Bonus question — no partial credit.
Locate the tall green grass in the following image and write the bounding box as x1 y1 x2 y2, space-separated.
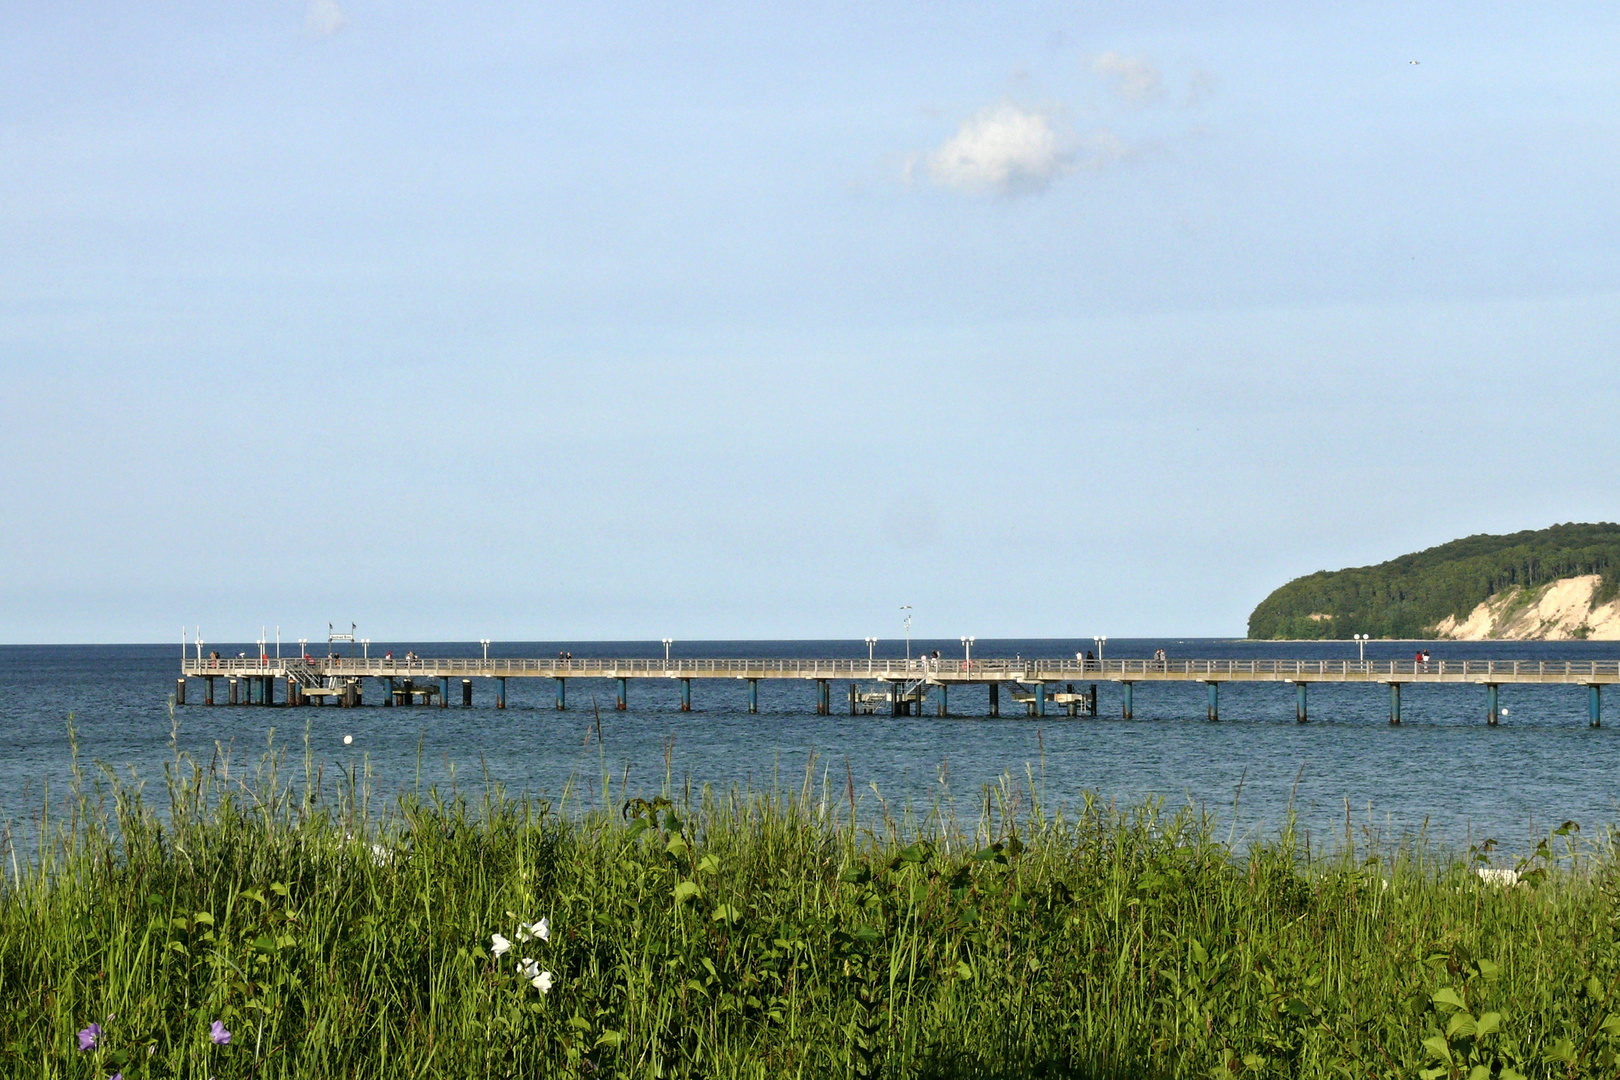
6 719 1620 1078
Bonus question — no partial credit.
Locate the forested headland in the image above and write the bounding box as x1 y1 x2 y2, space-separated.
1247 523 1620 640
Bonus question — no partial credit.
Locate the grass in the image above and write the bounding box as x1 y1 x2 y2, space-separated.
6 719 1620 1078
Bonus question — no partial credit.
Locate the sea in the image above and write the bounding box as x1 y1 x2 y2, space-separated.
5 638 1620 856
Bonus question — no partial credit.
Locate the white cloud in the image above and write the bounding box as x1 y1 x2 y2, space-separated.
305 0 347 38
912 104 1128 197
917 104 1076 197
1093 52 1164 106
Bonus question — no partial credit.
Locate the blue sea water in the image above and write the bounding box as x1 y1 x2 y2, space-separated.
4 638 1620 855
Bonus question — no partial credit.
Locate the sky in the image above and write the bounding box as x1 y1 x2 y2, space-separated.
2 1 1618 644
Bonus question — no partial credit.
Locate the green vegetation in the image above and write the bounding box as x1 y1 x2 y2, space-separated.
10 728 1620 1078
1247 522 1620 639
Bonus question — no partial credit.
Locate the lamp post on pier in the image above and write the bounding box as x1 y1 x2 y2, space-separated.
901 606 913 663
663 638 673 665
865 637 877 664
1354 634 1369 663
1093 636 1106 664
480 639 491 661
961 636 974 667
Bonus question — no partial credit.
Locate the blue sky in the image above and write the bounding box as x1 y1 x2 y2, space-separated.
3 2 1617 643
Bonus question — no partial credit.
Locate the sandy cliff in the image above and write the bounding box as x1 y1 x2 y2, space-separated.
1432 574 1620 640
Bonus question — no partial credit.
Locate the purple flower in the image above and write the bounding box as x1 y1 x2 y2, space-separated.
209 1020 231 1046
111 1074 123 1080
77 1023 101 1051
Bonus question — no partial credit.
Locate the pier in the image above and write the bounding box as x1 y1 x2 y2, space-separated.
176 655 1619 725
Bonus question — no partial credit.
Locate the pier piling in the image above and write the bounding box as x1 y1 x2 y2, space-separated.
175 677 186 705
555 678 566 711
1591 684 1602 728
461 679 472 707
1486 684 1499 725
496 677 506 710
749 678 759 714
1389 682 1401 725
1206 681 1219 722
1122 681 1133 720
680 678 692 711
616 678 628 711
1295 682 1308 723
938 683 949 717
988 682 999 717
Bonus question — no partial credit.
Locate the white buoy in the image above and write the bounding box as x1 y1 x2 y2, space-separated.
343 734 353 745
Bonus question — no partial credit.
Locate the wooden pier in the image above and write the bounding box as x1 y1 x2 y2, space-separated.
176 655 1619 725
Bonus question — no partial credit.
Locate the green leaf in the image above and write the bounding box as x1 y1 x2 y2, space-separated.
1432 987 1467 1012
1190 939 1209 965
567 1016 592 1032
1467 1065 1491 1080
192 911 215 926
252 935 276 953
665 836 689 858
269 882 289 896
712 903 741 923
1474 1011 1500 1036
954 960 974 981
1600 1013 1620 1036
1476 958 1500 980
1419 1068 1449 1080
1546 1036 1577 1064
1588 976 1606 1000
1422 1035 1453 1063
1499 1068 1526 1080
1446 1011 1478 1039
595 1029 623 1049
673 880 702 904
696 854 721 875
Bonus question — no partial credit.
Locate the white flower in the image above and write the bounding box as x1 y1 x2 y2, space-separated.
532 970 554 994
490 933 511 958
524 918 549 943
518 957 541 980
1476 867 1520 888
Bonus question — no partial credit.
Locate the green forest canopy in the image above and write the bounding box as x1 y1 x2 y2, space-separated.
1247 523 1620 639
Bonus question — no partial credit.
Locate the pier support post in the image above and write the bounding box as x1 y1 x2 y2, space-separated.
1206 681 1219 722
1389 682 1402 725
497 677 506 710
1035 682 1046 718
175 677 187 705
556 678 566 711
384 677 394 706
264 676 274 707
892 686 902 717
1486 683 1499 726
849 681 856 715
1590 684 1602 728
228 678 239 706
1295 682 1308 723
749 678 759 714
814 679 827 715
205 676 215 705
616 678 628 711
1122 681 1134 720
989 682 1000 717
680 678 692 711
938 683 948 717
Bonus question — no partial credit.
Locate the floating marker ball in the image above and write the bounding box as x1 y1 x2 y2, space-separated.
343 734 353 745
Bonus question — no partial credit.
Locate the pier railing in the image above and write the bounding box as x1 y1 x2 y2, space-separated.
179 656 1620 683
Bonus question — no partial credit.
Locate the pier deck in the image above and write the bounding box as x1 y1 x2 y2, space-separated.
180 655 1620 686
175 655 1618 723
